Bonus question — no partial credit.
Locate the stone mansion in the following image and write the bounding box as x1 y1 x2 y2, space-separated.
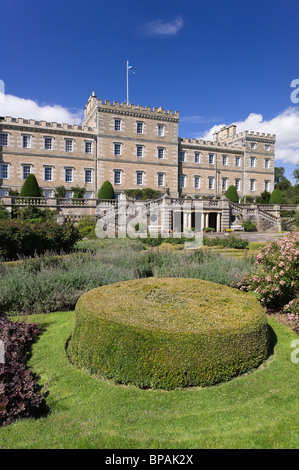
0 92 276 200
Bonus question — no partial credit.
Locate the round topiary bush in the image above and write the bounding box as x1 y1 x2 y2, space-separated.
68 278 270 390
20 174 42 197
98 180 115 200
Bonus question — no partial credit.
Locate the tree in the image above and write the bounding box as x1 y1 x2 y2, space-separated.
274 167 285 187
225 185 239 203
20 174 42 197
276 176 291 191
255 191 271 204
98 180 115 200
292 166 299 184
269 188 284 204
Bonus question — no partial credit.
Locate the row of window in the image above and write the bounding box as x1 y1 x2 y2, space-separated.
0 163 93 184
179 152 271 168
114 119 166 136
0 133 93 153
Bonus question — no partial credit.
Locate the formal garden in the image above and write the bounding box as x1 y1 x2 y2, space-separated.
0 198 298 448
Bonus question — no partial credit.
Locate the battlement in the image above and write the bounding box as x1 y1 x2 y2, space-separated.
213 125 276 143
96 98 180 119
179 137 241 149
0 116 95 133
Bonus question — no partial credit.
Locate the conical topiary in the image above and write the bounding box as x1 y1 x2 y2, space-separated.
20 174 42 197
225 185 239 203
269 188 284 204
98 180 115 200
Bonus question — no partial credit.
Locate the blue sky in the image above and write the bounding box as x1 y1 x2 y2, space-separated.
1 0 299 182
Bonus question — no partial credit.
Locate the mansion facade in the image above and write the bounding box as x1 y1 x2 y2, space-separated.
0 92 276 199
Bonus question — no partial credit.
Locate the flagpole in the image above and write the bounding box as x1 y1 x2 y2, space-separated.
126 60 129 105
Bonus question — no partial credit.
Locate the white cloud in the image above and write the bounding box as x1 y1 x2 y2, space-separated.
143 15 184 36
0 94 84 124
199 107 299 165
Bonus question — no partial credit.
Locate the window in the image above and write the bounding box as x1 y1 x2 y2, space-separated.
194 152 201 163
65 139 73 152
44 166 53 181
179 175 186 189
194 175 201 189
265 180 270 192
157 147 164 159
44 137 53 150
222 155 228 166
158 125 164 137
137 122 143 134
235 156 241 167
179 151 186 162
208 176 214 190
114 170 121 184
222 178 228 191
157 173 164 187
0 133 8 146
85 141 92 154
22 165 31 180
265 158 270 169
250 179 256 191
0 163 8 179
265 144 270 151
250 142 256 149
136 145 143 158
208 154 215 165
235 178 241 191
114 119 121 131
65 168 73 183
44 189 53 198
136 171 143 186
85 191 93 199
114 143 121 156
250 157 256 168
85 169 92 184
22 135 31 148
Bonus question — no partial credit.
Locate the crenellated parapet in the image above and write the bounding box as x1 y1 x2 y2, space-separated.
96 98 180 122
0 116 96 135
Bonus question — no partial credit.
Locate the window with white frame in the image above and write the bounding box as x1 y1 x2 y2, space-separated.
222 177 228 191
0 133 8 146
179 174 186 189
136 171 143 186
157 172 164 187
22 135 31 149
0 189 9 197
250 179 256 191
235 156 241 167
114 143 122 156
265 180 270 192
65 168 73 183
65 139 73 152
22 165 31 180
137 122 143 134
222 155 228 166
84 169 92 184
85 141 92 154
44 166 53 181
250 157 256 168
265 158 270 169
179 151 186 162
136 145 143 158
157 147 164 159
208 176 215 190
114 119 121 131
208 154 215 165
44 137 53 150
194 175 201 189
0 163 8 179
114 170 121 184
194 152 201 163
235 178 241 191
158 124 165 137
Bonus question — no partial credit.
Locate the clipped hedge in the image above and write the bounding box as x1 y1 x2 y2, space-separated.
68 278 270 390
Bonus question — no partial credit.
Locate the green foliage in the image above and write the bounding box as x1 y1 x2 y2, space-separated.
0 203 10 220
269 188 284 204
71 186 86 199
76 216 96 238
125 188 161 200
98 181 115 200
20 174 42 197
255 191 271 204
225 185 239 203
240 195 253 203
15 206 57 222
203 234 249 249
68 278 269 390
241 220 257 232
54 186 66 198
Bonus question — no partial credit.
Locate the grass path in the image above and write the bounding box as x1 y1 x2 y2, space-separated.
0 311 298 449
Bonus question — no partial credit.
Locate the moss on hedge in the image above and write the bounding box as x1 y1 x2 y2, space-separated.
68 278 270 390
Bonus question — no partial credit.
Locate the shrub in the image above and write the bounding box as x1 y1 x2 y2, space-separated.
0 203 10 220
269 189 284 204
98 181 115 200
71 186 86 199
76 216 96 238
241 220 257 232
255 191 271 204
283 296 299 324
203 227 215 232
225 185 239 203
125 188 161 200
203 235 249 249
15 206 57 222
54 186 66 198
0 318 47 426
20 174 42 197
68 278 270 390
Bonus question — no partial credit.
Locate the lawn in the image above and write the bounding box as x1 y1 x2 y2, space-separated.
0 311 298 449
